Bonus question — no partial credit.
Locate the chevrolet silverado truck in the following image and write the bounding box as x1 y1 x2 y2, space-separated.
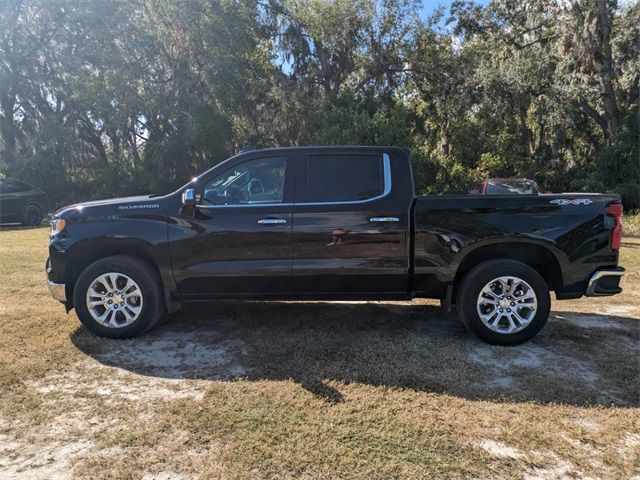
46 146 625 345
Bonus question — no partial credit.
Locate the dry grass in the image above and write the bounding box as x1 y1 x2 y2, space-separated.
0 226 638 479
626 211 640 237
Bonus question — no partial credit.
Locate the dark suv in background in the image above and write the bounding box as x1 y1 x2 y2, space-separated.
0 179 48 226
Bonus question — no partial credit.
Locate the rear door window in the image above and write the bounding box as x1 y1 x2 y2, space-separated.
306 154 382 203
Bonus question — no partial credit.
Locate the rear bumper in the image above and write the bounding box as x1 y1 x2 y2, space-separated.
585 268 624 297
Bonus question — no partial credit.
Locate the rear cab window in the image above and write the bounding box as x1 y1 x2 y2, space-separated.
485 181 539 195
306 154 383 203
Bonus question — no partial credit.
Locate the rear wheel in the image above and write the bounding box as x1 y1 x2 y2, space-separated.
73 255 163 338
456 259 550 345
22 204 43 226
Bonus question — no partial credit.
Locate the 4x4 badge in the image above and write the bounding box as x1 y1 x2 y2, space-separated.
550 198 593 206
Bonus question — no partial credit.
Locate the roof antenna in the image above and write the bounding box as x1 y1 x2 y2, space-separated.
239 144 253 153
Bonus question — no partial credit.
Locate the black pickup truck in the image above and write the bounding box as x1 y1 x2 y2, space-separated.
46 147 625 345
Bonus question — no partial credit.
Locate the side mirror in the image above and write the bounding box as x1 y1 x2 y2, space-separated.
181 188 196 207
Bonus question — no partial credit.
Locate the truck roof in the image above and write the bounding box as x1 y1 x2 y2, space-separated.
230 145 410 155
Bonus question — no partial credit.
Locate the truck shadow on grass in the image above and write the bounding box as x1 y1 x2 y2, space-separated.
70 301 640 407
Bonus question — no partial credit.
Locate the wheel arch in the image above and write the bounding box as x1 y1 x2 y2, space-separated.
23 200 43 210
453 241 563 296
64 240 165 310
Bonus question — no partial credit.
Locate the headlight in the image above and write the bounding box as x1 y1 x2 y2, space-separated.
50 218 66 236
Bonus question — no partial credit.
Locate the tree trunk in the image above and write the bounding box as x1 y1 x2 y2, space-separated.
174 57 189 184
519 104 531 158
0 92 17 176
596 0 619 140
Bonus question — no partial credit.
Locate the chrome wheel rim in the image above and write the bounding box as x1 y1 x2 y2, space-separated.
86 272 143 328
476 276 537 334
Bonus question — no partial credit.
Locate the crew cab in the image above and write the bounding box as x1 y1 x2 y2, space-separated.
46 147 625 345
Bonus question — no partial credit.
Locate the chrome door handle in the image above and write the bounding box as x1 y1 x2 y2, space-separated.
369 216 400 223
258 218 287 225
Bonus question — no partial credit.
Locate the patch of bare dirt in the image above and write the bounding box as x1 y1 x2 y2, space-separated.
2 332 250 479
92 331 248 380
0 437 92 480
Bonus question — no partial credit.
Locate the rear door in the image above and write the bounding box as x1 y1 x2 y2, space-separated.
290 149 410 295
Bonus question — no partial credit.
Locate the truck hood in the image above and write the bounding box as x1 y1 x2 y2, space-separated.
54 195 159 217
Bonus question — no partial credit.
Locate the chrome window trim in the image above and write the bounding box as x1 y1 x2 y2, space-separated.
197 202 291 209
197 153 391 209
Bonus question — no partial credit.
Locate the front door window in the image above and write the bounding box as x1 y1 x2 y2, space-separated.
203 157 286 206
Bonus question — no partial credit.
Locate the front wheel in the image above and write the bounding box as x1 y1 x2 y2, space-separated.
456 259 550 345
73 255 164 338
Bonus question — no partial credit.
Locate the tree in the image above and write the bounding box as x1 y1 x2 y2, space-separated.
0 0 637 207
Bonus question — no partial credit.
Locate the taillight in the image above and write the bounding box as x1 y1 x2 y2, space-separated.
606 203 623 250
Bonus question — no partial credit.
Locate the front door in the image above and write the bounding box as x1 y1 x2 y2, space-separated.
170 155 294 296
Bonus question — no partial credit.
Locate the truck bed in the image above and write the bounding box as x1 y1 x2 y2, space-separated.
412 193 621 299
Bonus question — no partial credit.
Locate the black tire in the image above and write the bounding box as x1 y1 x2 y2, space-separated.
456 259 550 346
22 204 43 226
73 255 164 339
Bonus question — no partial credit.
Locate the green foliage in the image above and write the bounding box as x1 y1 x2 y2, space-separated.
0 0 637 208
474 153 511 179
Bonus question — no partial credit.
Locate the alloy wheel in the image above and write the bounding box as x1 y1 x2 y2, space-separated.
476 275 538 334
86 272 144 328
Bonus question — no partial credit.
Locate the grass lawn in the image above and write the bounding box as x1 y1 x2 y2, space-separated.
0 226 638 479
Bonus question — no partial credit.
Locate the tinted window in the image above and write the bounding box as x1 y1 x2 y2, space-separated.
486 181 538 195
0 180 29 193
307 154 382 202
203 157 286 205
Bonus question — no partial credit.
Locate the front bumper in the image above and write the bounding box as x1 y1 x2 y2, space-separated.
47 280 67 302
46 257 66 302
585 268 625 296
